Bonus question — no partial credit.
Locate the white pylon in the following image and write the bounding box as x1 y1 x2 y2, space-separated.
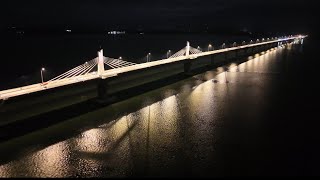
186 41 190 56
97 49 105 76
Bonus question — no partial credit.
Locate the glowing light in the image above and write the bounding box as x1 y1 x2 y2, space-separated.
33 142 70 177
217 67 224 73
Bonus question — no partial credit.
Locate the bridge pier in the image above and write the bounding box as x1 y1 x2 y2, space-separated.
210 54 215 66
184 60 192 75
97 78 109 100
246 47 252 55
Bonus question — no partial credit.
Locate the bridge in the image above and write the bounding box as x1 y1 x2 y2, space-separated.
0 35 306 101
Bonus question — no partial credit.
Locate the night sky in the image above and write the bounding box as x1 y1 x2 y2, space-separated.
1 0 317 34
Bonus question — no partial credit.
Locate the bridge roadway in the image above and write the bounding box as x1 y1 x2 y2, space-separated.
0 36 304 100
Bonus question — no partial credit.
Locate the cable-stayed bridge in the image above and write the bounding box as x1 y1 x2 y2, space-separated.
0 35 306 100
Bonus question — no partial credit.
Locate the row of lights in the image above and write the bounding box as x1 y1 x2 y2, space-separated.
113 36 284 63
40 36 294 83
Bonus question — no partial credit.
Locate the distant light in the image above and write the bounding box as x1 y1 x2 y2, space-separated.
41 68 45 71
208 44 212 47
119 56 122 59
148 53 151 55
66 29 71 32
108 30 126 35
85 62 88 64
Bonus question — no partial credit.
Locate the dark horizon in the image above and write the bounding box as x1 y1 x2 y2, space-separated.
1 0 317 35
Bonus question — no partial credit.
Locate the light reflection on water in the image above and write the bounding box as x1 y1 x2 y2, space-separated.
0 44 299 177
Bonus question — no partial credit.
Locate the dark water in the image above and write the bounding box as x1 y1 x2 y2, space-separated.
0 35 319 177
1 33 259 90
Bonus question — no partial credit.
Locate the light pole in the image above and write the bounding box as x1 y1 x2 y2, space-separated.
208 44 212 51
147 53 151 62
167 50 171 58
40 67 45 83
233 42 236 47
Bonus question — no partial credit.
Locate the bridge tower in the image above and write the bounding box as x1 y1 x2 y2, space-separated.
186 41 190 56
184 41 192 74
97 49 105 76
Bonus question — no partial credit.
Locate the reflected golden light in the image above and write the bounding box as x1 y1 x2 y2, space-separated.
0 163 12 177
143 94 181 148
238 62 246 72
228 63 238 72
113 115 131 140
254 54 260 58
217 67 224 73
248 56 253 60
32 142 70 177
77 128 104 153
158 95 179 133
0 141 71 177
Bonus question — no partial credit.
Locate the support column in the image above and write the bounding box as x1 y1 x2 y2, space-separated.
97 49 105 76
184 60 192 74
210 54 215 66
97 79 108 99
246 47 251 55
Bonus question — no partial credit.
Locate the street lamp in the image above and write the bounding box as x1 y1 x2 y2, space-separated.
119 56 122 60
167 50 171 58
233 42 236 47
147 53 151 62
40 67 45 83
208 44 212 51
